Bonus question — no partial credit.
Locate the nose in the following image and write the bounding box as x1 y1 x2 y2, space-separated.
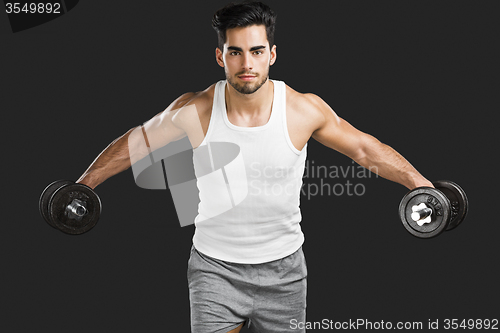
241 53 253 71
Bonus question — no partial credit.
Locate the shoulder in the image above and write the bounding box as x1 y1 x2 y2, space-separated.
285 84 328 129
170 83 216 114
171 83 217 128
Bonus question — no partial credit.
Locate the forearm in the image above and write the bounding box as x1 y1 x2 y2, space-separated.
76 128 137 189
354 136 433 190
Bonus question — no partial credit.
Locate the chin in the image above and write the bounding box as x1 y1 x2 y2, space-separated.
229 75 268 95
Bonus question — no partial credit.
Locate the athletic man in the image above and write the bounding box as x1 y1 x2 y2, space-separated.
76 2 433 332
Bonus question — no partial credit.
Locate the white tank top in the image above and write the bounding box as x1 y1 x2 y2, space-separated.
192 79 307 263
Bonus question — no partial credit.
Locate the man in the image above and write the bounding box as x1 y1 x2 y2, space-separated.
76 2 433 332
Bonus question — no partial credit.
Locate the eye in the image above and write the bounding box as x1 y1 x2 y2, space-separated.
254 50 263 55
230 51 240 56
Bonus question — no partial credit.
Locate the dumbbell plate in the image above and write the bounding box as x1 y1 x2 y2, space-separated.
49 183 101 235
399 187 451 238
39 180 74 228
433 180 468 231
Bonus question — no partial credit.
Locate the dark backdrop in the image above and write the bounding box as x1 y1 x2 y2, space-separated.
1 1 498 332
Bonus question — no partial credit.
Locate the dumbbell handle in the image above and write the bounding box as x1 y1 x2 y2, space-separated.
66 199 88 220
411 203 432 222
411 207 432 221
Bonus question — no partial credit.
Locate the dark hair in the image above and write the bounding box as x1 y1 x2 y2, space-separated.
212 1 277 51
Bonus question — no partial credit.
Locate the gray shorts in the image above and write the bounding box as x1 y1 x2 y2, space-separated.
187 245 308 333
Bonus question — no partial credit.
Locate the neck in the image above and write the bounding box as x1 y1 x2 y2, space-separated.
225 79 274 116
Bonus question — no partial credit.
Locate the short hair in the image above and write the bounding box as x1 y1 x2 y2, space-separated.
212 1 277 51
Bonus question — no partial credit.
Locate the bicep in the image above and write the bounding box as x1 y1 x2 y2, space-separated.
141 93 197 152
311 98 373 160
142 109 186 152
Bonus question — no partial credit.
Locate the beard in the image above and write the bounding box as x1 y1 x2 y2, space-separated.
226 68 269 95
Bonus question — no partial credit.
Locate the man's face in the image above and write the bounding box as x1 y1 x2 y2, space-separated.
216 24 277 95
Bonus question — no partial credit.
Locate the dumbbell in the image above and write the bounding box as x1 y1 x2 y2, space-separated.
399 180 468 238
39 180 102 235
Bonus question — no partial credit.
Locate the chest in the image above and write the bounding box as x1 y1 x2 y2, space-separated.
198 107 314 153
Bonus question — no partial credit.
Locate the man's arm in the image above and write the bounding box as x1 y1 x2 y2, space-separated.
76 92 196 189
308 94 433 190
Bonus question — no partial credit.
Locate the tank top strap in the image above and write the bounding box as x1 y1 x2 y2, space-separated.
201 80 225 145
213 80 226 124
270 79 285 130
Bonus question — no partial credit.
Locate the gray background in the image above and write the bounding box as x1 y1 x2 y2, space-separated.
1 0 498 332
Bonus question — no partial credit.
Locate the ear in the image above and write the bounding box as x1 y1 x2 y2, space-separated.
215 47 224 68
270 44 277 66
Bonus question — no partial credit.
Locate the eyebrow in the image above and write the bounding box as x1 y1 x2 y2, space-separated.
227 45 266 52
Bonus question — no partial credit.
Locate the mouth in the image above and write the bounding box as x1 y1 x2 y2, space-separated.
238 75 256 81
